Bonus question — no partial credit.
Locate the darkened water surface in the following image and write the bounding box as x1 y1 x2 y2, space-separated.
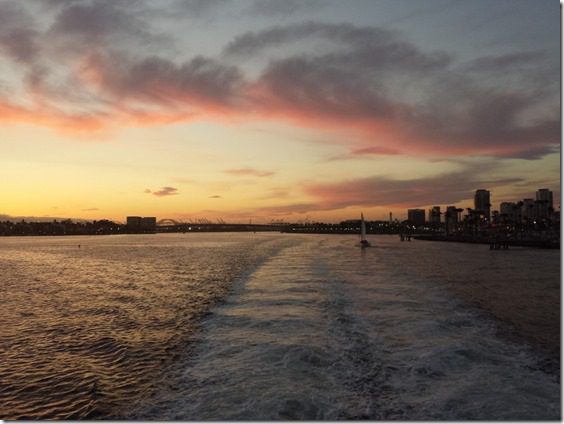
0 233 560 419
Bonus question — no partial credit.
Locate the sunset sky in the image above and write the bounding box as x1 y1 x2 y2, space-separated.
0 0 560 223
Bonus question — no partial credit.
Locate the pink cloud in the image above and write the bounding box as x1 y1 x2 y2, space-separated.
305 167 525 209
0 5 557 160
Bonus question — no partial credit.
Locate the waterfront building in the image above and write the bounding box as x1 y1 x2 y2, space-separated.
500 202 519 224
127 216 143 227
445 206 459 233
474 189 491 222
536 189 554 208
127 216 157 231
429 206 441 226
491 210 500 225
141 217 157 230
521 199 537 224
407 209 426 227
536 189 553 220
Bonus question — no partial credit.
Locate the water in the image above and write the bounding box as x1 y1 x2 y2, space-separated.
0 233 560 420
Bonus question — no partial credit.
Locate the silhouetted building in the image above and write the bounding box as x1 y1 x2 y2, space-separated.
445 206 459 233
536 188 554 208
429 206 441 225
536 189 553 220
127 216 143 227
407 209 425 227
500 202 520 224
474 189 491 222
522 199 535 222
127 216 156 232
141 217 156 229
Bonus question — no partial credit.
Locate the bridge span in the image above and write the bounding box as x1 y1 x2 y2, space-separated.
156 222 286 233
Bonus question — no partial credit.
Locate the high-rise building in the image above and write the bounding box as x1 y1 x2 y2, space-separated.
445 206 458 233
536 189 553 220
407 209 426 227
521 199 535 221
445 206 458 223
474 189 491 221
429 206 441 225
536 188 554 208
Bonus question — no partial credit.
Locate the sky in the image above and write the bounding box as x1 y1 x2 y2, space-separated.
0 0 560 223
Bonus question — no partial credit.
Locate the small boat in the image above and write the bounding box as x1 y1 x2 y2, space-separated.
359 212 371 247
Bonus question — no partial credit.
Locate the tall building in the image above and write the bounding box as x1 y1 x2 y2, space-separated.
474 189 491 221
536 189 553 220
536 188 554 208
445 206 458 233
429 206 441 225
407 209 426 227
521 199 535 222
500 202 519 223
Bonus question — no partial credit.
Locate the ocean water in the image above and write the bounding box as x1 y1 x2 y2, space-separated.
0 233 560 420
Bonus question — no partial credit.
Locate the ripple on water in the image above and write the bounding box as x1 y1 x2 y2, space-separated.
0 233 295 419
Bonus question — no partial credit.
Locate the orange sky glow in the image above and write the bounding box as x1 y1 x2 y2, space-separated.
0 0 560 224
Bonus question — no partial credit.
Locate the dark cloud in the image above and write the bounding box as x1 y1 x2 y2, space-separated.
351 146 400 156
171 0 230 17
246 0 321 17
224 167 274 177
151 186 179 197
81 207 99 211
328 146 401 161
86 53 245 109
0 3 557 162
233 21 558 160
209 195 222 198
0 3 40 63
305 168 524 209
49 0 165 49
225 21 395 58
464 51 548 71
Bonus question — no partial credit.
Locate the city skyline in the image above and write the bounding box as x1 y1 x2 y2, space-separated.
0 186 556 225
0 0 560 224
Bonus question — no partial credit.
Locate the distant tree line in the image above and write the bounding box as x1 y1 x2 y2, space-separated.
0 220 125 236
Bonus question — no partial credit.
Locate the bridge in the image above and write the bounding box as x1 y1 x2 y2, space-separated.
156 219 286 233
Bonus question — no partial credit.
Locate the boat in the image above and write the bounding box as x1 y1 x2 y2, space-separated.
359 212 371 247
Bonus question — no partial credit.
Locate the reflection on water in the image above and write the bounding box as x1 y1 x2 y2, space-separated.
0 233 560 420
0 233 291 419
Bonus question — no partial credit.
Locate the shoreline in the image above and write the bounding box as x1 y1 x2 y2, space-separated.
413 234 560 249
